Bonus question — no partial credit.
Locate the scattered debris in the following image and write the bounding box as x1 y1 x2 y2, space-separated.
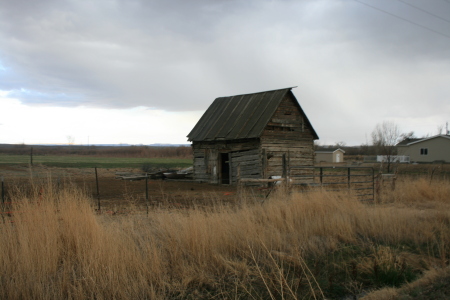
115 172 148 181
163 167 194 180
116 167 193 181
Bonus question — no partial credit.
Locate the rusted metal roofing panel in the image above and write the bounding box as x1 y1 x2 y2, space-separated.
187 87 319 141
204 95 249 140
214 95 248 139
225 93 264 139
244 89 289 138
188 96 230 141
197 97 233 141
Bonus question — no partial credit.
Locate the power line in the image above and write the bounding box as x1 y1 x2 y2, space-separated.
397 0 450 24
354 0 450 40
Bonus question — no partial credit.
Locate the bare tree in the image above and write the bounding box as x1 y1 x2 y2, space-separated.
313 140 321 151
335 141 347 148
66 135 75 145
400 131 416 140
371 121 401 173
437 124 444 135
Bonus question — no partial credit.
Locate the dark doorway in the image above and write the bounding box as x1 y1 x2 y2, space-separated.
220 153 230 184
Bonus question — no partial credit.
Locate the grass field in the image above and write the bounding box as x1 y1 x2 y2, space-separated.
0 154 192 169
1 174 449 299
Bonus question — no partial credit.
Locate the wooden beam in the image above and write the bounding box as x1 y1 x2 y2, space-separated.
239 178 285 183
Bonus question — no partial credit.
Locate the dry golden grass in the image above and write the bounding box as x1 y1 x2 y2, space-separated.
0 176 449 299
361 266 450 300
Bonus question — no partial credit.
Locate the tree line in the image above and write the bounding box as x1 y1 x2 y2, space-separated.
0 144 193 159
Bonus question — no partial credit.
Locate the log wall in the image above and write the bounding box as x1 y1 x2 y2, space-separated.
260 94 315 179
192 139 261 184
230 148 261 183
191 93 316 184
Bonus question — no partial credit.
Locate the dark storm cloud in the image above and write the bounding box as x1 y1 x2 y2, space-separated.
0 0 449 143
0 0 258 110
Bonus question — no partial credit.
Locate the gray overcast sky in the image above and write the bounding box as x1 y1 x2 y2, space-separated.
0 0 449 145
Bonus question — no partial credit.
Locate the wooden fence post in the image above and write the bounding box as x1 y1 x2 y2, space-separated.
237 163 241 198
282 153 288 191
348 168 351 189
320 167 323 185
375 173 381 202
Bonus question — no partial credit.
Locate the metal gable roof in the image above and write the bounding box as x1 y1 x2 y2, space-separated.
396 138 422 146
187 87 318 142
396 135 450 146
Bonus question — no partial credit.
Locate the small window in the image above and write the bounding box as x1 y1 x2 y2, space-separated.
420 148 428 155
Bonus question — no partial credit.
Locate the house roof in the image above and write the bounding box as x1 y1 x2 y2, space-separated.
396 135 450 146
187 87 319 142
396 138 422 146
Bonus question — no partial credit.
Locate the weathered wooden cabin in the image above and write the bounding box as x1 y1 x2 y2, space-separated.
187 87 319 184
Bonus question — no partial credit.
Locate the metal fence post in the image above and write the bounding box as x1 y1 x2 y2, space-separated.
145 175 149 215
372 168 375 202
95 167 100 211
1 176 4 204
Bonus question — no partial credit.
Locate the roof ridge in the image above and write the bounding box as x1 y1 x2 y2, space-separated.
221 86 297 98
397 134 450 146
407 134 450 145
187 86 319 142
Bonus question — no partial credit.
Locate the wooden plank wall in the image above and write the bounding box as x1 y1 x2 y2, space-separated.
192 147 213 182
191 93 316 184
260 141 314 178
230 148 261 183
261 94 315 141
192 139 260 183
260 94 315 180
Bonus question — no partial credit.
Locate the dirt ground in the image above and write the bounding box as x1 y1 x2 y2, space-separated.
3 163 446 212
0 165 250 212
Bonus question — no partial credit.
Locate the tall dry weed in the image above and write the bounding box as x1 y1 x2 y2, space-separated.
378 177 450 205
0 177 449 299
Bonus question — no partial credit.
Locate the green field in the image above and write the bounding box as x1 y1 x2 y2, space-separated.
0 154 192 169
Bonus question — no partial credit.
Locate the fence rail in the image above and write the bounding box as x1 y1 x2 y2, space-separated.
377 155 410 163
289 166 375 201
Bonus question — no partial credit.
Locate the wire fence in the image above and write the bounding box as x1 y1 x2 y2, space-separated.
2 164 449 219
0 167 242 217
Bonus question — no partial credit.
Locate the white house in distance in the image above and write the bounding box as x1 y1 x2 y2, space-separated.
396 134 450 163
315 148 345 164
